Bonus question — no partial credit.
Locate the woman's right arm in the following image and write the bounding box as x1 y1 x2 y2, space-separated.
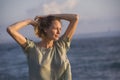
7 19 37 48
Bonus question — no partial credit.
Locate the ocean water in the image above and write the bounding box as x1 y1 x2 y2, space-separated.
0 36 120 80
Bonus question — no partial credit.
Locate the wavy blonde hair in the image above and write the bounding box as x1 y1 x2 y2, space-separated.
34 16 60 38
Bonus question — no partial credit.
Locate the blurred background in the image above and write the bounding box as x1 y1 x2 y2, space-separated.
0 0 120 80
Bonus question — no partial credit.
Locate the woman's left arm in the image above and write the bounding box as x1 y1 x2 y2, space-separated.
51 14 79 40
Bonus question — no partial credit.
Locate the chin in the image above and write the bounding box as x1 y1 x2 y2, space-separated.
53 37 59 41
54 38 59 41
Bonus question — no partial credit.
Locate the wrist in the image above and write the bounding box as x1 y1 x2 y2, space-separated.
25 19 33 25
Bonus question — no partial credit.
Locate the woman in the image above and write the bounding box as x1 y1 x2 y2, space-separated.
7 14 79 80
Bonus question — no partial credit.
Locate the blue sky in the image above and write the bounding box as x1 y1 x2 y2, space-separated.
0 0 120 43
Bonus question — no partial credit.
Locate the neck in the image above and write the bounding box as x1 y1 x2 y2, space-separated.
39 38 54 49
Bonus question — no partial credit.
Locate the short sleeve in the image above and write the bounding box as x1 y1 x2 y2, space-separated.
55 36 71 51
22 38 35 54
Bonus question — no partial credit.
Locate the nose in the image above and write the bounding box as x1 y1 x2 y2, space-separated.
57 28 61 34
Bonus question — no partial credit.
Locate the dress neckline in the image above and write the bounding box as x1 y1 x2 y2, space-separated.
35 42 54 50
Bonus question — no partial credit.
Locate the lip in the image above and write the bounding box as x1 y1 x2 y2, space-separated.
55 35 59 38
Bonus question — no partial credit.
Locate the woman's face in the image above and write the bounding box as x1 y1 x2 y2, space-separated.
45 20 61 41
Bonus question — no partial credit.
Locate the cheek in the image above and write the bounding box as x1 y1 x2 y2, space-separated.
51 30 57 35
47 30 56 37
53 30 58 34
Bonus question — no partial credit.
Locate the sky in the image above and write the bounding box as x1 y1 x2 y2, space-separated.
0 0 120 43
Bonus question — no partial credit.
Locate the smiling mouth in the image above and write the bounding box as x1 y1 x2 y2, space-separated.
55 35 59 38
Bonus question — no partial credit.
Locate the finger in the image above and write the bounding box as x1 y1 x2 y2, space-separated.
34 16 39 21
34 21 39 26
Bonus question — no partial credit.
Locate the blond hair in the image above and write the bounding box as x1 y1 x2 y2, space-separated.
34 16 60 38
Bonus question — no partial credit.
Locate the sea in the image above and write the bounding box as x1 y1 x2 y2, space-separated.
0 36 120 80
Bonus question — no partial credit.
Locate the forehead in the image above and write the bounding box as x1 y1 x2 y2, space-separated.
51 20 61 28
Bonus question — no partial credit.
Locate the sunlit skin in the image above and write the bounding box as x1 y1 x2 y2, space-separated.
46 20 61 41
7 14 79 80
38 20 62 48
7 14 79 49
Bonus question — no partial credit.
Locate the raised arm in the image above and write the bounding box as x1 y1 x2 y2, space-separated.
7 19 37 47
51 14 79 40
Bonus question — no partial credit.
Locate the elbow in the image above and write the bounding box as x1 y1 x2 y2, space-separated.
75 14 80 21
6 27 10 33
6 26 13 34
72 14 79 21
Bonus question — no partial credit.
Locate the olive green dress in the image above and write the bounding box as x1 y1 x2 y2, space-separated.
23 37 72 80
